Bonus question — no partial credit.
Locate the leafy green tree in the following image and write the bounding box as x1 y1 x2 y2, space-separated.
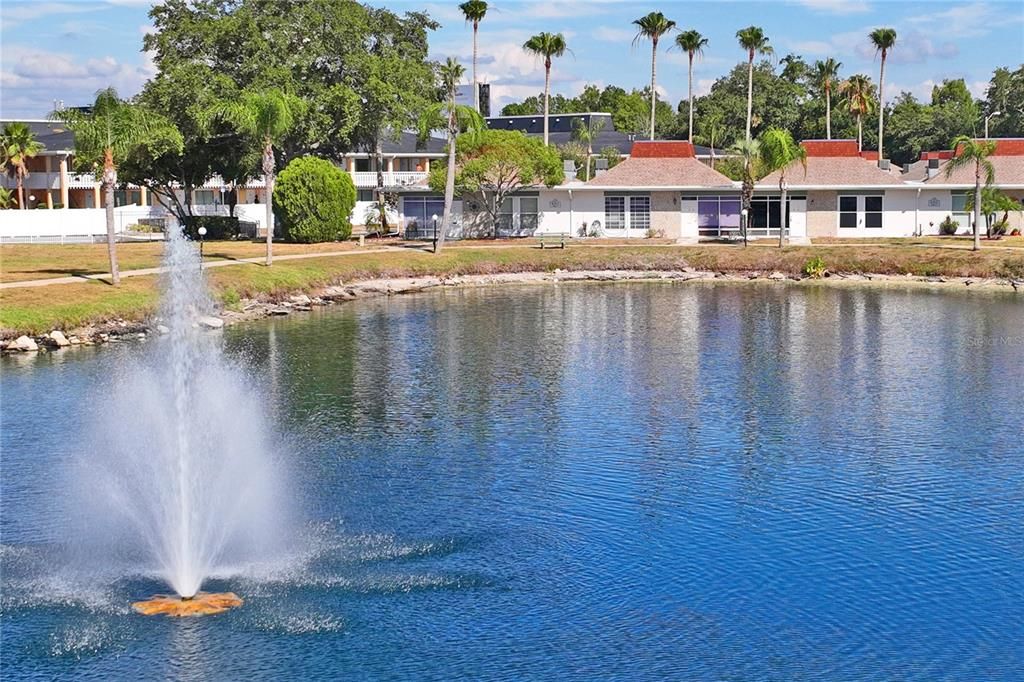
694 111 726 168
1 122 43 210
674 30 709 142
869 27 897 158
54 88 182 284
736 26 773 141
930 79 980 146
945 136 996 251
983 66 1024 138
759 128 807 247
0 186 15 209
632 12 677 140
572 116 607 181
459 0 488 113
205 88 304 266
729 138 762 246
273 156 355 243
812 58 842 139
428 129 563 237
418 58 484 253
523 33 570 146
839 74 875 152
885 92 937 166
694 62 801 148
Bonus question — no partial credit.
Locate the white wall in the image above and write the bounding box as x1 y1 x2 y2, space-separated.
1 208 111 241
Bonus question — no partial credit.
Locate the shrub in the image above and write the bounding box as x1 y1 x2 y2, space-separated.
803 256 827 279
273 156 355 243
646 227 665 239
182 216 239 240
991 219 1009 237
939 216 958 236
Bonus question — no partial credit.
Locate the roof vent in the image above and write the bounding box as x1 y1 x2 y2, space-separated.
926 158 941 179
927 158 940 169
562 159 577 176
594 158 609 176
878 159 891 171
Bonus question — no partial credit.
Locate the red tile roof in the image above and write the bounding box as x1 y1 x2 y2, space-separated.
628 141 696 158
802 140 861 157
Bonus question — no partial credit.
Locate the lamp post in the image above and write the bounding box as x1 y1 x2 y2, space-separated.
197 226 207 270
431 213 438 253
740 207 749 247
984 111 1001 140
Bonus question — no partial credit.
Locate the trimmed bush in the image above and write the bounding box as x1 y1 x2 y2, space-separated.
273 156 355 243
182 216 240 240
939 216 959 236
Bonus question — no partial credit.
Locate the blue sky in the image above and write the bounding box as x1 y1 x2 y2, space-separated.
2 0 1022 119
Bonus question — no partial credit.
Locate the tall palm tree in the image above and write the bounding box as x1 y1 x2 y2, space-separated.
571 116 606 181
869 28 897 160
736 26 773 141
522 32 569 146
945 136 996 252
206 88 303 266
418 58 484 254
54 88 182 284
673 30 709 142
759 128 807 247
1 122 43 210
839 74 875 152
729 138 762 247
459 0 488 113
812 58 842 139
632 12 677 141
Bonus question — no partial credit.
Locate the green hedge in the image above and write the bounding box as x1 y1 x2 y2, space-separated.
273 156 355 243
182 216 240 240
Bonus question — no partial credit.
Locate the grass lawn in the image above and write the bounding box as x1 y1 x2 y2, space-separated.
811 235 1024 249
2 243 1022 336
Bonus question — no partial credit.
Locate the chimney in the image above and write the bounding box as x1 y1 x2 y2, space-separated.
478 84 490 118
595 158 609 176
926 158 940 179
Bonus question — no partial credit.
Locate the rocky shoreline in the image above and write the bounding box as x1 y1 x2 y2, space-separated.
3 268 1021 354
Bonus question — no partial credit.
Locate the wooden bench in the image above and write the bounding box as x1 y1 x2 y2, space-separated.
538 232 570 249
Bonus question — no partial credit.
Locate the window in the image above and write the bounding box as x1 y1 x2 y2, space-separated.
497 196 539 236
864 195 883 228
629 196 650 233
605 196 626 230
194 190 216 205
839 196 858 228
357 190 374 202
952 191 970 229
498 197 514 234
403 196 445 238
519 196 539 233
396 158 422 172
355 158 370 172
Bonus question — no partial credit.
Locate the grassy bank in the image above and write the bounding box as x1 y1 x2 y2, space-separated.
2 244 1022 336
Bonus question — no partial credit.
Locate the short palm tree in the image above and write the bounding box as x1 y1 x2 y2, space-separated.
736 26 773 141
522 33 570 146
945 135 996 251
54 88 182 284
206 88 303 266
673 30 709 142
869 28 897 160
839 74 875 152
759 128 807 247
966 186 1022 239
0 186 15 209
632 12 677 141
459 0 488 113
729 138 762 246
1 122 43 210
418 58 484 253
571 116 606 181
812 58 842 140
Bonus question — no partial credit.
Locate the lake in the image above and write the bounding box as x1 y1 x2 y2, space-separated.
2 282 1023 680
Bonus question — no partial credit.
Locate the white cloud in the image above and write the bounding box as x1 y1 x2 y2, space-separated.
593 26 634 43
2 1 103 22
784 27 957 64
795 0 871 14
908 2 1013 38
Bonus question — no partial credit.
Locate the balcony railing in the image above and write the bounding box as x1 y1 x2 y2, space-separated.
350 171 428 189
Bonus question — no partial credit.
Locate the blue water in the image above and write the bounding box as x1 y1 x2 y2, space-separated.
2 282 1023 680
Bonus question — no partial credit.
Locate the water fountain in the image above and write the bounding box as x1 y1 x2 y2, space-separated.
66 226 291 616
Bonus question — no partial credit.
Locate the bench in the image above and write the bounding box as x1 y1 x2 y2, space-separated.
538 232 570 249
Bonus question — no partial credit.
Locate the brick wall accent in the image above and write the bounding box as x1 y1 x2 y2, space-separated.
802 140 860 157
630 141 695 158
805 190 837 237
954 138 1024 156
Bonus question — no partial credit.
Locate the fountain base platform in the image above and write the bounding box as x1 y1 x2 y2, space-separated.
132 592 243 617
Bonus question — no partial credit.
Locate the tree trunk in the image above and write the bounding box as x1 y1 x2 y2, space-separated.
374 137 388 234
688 53 694 141
102 150 120 285
778 177 787 248
746 52 754 141
742 179 752 247
649 39 658 140
857 114 863 152
472 21 479 113
438 106 457 254
262 141 275 266
825 83 832 139
543 59 551 146
973 164 982 251
16 174 25 209
877 53 886 160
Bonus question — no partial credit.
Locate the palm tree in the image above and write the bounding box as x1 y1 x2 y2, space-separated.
812 58 842 139
206 88 303 266
632 12 677 141
966 186 1022 239
53 88 182 284
522 32 569 146
729 138 762 247
459 0 488 113
869 28 897 160
0 186 15 209
418 58 484 254
759 128 807 247
945 136 996 251
571 116 606 181
673 30 708 142
839 74 875 152
736 26 773 141
1 122 43 210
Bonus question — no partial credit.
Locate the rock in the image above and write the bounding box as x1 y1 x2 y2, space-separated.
197 315 225 329
12 335 38 352
269 307 291 315
49 330 71 347
289 294 312 305
156 324 170 335
68 336 82 345
767 271 786 281
99 333 110 341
